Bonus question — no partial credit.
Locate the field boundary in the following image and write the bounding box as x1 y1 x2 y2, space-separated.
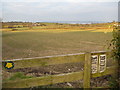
2 66 117 88
3 51 107 61
2 51 117 88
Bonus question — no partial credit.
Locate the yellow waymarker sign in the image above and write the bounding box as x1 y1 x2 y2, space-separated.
4 61 14 70
5 63 13 68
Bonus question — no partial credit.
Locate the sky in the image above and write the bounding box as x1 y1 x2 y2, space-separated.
0 0 119 22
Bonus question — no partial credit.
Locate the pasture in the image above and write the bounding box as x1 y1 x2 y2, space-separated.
2 27 112 60
2 23 117 88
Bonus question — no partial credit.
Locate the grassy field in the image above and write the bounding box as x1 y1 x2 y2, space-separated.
2 26 113 60
2 22 117 89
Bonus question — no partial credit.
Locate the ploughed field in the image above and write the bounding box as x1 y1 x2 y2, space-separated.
2 28 112 60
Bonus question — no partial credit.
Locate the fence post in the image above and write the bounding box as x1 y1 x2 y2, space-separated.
83 52 91 89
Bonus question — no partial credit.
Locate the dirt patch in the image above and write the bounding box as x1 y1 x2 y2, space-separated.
7 62 84 77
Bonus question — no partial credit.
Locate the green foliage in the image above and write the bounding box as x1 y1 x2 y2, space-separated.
111 26 120 62
109 25 120 88
9 72 32 80
108 77 119 88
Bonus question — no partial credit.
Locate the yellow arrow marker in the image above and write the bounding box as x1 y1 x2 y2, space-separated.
5 63 13 68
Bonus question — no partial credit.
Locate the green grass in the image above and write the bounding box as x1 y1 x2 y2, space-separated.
2 30 112 60
8 72 32 81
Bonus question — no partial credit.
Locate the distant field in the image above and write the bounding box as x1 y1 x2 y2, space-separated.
2 28 112 60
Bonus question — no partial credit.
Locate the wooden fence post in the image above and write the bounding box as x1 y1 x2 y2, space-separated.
83 52 91 89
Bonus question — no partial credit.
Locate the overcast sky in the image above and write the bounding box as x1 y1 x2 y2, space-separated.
0 0 119 22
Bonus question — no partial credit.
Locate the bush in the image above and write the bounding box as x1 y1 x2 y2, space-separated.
110 25 120 88
12 29 18 31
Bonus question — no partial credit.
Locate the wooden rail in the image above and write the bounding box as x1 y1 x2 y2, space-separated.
2 53 85 69
2 51 110 69
2 66 117 88
2 51 117 88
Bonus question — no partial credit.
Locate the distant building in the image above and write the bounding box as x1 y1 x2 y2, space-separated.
113 24 120 27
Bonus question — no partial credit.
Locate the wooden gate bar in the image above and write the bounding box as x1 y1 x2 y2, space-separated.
83 52 91 88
